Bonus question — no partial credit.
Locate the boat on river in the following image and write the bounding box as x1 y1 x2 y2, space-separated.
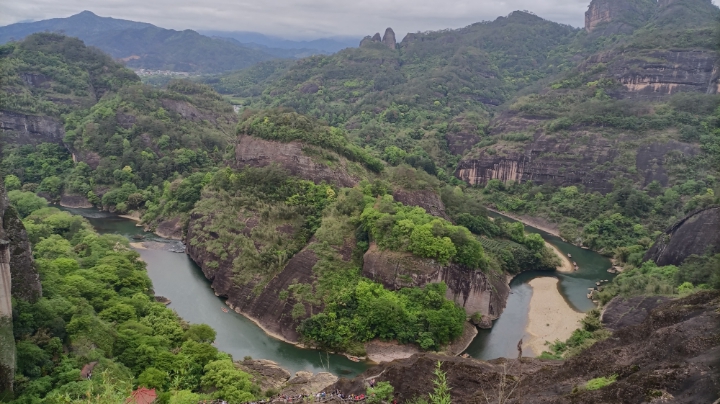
347 356 360 362
221 307 229 313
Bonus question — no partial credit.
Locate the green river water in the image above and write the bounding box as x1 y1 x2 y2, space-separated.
63 208 612 376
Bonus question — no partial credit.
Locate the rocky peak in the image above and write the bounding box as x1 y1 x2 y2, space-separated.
584 0 656 34
360 29 397 49
381 27 397 49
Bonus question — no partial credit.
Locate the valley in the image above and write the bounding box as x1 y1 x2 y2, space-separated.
1 0 719 402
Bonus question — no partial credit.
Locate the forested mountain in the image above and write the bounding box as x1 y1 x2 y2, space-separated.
205 0 720 259
1 0 720 401
0 11 291 73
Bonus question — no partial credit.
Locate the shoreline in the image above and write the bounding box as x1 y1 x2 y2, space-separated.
486 207 561 238
524 277 584 356
546 242 575 273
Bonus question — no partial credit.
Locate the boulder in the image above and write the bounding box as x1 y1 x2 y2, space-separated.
643 206 720 266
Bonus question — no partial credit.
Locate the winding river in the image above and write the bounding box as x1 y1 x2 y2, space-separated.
63 207 612 376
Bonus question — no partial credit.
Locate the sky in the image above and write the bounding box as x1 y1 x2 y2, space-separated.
1 0 719 40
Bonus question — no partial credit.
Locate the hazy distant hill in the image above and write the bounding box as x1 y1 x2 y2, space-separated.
0 11 315 73
199 30 360 53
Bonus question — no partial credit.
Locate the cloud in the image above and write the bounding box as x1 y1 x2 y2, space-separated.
1 0 718 39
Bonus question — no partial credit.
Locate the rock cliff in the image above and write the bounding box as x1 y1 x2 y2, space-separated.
333 291 720 404
362 244 509 327
391 189 450 220
643 206 720 266
581 49 719 100
234 135 359 187
0 110 65 146
0 180 41 396
584 0 655 34
455 114 701 192
359 28 397 50
186 212 321 342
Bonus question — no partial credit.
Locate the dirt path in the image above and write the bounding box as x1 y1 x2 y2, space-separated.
486 208 560 237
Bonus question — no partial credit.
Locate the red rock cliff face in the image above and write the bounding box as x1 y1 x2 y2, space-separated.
234 136 359 187
361 244 509 327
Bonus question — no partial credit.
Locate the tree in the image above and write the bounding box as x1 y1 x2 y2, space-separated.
138 367 168 389
8 190 48 218
200 360 255 404
4 174 21 191
184 324 216 343
367 381 394 404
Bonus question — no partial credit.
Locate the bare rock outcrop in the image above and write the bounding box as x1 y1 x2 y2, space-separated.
154 217 184 240
333 291 720 404
360 29 397 49
1 180 41 395
584 0 655 34
600 295 672 330
643 206 720 266
0 110 65 146
582 49 720 100
186 207 326 342
362 244 509 326
381 28 397 50
391 189 450 220
455 122 700 193
236 359 291 391
234 136 358 187
282 371 338 395
59 193 93 209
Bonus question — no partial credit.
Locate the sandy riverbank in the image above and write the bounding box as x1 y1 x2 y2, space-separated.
129 242 146 249
546 242 575 273
486 208 561 237
524 277 584 356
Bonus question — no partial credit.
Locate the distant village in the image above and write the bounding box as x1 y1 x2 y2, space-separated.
133 68 196 77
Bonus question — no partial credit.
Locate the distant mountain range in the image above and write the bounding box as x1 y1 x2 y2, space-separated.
198 30 360 54
0 11 359 73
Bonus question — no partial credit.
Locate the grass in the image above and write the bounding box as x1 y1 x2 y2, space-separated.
585 374 617 391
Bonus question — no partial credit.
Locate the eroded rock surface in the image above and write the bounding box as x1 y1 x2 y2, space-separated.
0 110 65 145
455 121 702 193
234 136 358 187
391 189 450 220
59 193 93 209
644 206 720 266
601 295 672 330
186 207 323 342
237 359 291 391
282 371 339 395
362 244 509 326
0 181 41 395
381 28 397 50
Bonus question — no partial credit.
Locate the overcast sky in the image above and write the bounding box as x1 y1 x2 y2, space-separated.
1 0 719 39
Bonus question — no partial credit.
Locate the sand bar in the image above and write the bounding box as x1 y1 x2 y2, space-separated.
546 242 575 273
524 277 584 356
